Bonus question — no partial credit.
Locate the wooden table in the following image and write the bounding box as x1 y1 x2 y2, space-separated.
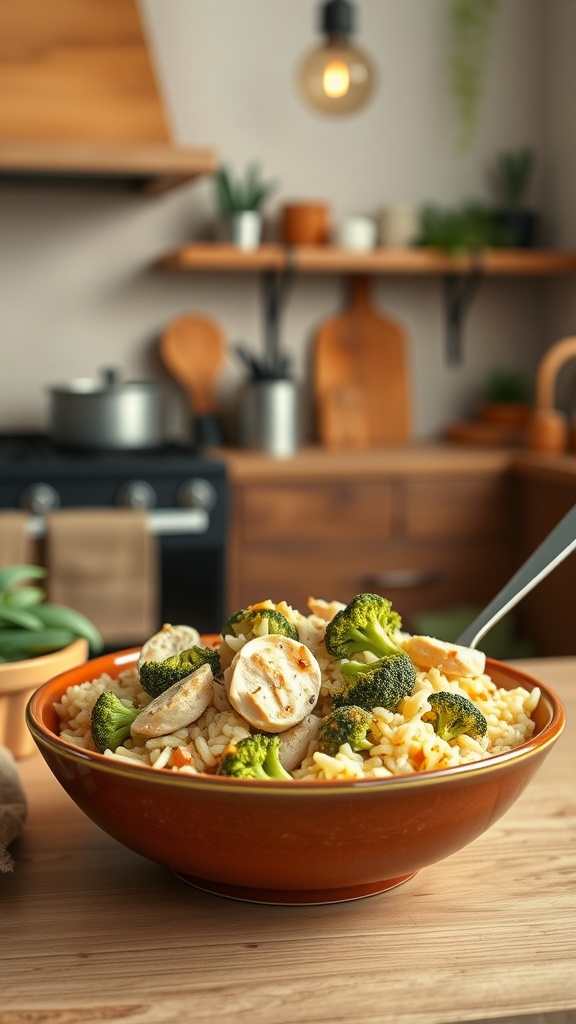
2 659 575 1024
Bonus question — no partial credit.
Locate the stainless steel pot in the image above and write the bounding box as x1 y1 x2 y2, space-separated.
49 369 164 450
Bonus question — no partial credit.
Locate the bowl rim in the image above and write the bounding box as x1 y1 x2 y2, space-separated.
26 646 566 795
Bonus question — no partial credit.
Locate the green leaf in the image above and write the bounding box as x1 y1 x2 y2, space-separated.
1 586 46 609
33 603 104 652
0 564 46 593
0 628 77 660
0 605 45 630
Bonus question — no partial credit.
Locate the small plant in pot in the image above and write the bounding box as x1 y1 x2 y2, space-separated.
478 368 532 426
0 564 103 758
492 147 537 247
214 162 278 250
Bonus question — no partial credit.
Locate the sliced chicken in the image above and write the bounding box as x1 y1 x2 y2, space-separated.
278 714 322 771
306 597 347 621
131 663 213 738
227 634 322 733
401 635 486 679
138 623 201 671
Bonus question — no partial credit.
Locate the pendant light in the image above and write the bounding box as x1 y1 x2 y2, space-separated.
297 0 376 116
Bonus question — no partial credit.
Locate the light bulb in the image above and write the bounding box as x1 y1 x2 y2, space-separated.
297 1 376 116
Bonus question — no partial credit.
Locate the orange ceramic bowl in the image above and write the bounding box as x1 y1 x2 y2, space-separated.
26 649 565 905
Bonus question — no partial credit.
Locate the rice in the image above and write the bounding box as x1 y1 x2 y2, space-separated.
53 601 540 780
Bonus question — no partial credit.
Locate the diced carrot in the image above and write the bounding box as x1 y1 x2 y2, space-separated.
170 747 193 768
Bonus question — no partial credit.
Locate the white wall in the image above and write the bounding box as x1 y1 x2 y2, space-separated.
1 0 569 442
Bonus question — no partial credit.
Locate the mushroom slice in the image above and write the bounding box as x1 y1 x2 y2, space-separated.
138 623 201 672
401 635 486 679
227 634 322 733
131 663 213 738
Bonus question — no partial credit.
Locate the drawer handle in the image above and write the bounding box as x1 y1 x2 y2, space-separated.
361 569 442 590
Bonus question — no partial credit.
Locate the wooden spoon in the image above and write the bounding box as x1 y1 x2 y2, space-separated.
160 315 226 417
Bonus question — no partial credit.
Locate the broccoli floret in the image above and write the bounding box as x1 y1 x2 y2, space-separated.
217 733 292 780
90 691 140 753
222 607 298 642
317 705 374 757
333 653 416 712
139 645 221 699
422 691 488 742
324 593 405 661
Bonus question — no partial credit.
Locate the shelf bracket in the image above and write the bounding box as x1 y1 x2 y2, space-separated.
442 256 484 365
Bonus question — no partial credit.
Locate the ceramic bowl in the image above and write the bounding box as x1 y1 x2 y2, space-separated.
0 638 88 758
26 649 565 904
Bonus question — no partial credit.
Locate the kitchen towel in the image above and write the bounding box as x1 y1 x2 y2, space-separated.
0 745 27 873
45 509 159 647
0 511 34 567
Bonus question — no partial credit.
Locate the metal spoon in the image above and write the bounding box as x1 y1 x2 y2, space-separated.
456 503 576 649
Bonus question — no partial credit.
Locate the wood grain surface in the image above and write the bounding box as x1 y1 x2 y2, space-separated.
2 660 575 1024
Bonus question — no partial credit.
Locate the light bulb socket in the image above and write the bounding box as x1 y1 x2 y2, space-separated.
320 0 355 37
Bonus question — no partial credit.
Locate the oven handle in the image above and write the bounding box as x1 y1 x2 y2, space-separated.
26 508 210 539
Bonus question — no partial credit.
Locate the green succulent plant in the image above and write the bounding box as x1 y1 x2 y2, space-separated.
495 148 535 208
0 564 103 662
214 162 277 215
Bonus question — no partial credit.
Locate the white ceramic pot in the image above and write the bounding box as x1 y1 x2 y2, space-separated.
231 210 262 250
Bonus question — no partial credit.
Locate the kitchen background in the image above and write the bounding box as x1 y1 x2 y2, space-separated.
2 0 576 442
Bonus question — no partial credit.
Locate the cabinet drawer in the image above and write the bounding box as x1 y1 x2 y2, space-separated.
404 475 512 540
230 539 513 623
238 482 395 543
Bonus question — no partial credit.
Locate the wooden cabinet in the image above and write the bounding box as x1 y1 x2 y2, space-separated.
514 456 576 655
224 447 516 631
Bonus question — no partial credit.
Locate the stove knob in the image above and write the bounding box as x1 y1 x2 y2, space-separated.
116 480 157 510
19 483 61 515
177 477 217 511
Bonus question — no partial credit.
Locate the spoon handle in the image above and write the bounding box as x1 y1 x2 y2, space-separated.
456 503 576 650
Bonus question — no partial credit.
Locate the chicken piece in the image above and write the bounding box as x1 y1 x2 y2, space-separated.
278 714 322 771
306 597 347 622
226 634 322 733
138 623 201 672
401 635 486 679
131 664 213 738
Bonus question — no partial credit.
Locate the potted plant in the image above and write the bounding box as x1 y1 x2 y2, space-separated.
447 0 501 152
492 147 537 247
478 367 532 426
0 564 103 758
417 201 510 256
214 162 277 250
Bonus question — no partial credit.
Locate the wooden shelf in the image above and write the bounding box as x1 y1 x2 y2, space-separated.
157 243 576 275
0 141 217 195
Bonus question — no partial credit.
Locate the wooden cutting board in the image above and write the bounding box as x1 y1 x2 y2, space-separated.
313 276 411 448
160 314 225 416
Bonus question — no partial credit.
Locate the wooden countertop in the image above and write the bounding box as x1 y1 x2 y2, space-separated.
216 442 517 483
3 659 575 1024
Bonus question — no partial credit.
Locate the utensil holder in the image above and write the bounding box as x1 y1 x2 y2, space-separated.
239 379 299 457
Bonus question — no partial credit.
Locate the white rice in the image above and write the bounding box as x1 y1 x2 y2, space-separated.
53 601 540 780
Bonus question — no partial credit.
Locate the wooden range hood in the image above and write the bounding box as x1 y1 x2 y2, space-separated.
0 0 217 194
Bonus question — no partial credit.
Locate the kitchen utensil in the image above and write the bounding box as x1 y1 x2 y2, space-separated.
457 502 576 649
313 275 411 447
49 368 163 450
160 315 225 445
526 335 576 453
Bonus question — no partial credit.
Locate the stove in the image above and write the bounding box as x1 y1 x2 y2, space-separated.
0 434 229 633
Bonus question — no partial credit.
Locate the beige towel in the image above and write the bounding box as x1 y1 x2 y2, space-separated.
45 509 159 647
0 511 34 567
0 746 27 873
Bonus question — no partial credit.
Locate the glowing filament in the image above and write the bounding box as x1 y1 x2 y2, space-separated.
323 60 350 98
